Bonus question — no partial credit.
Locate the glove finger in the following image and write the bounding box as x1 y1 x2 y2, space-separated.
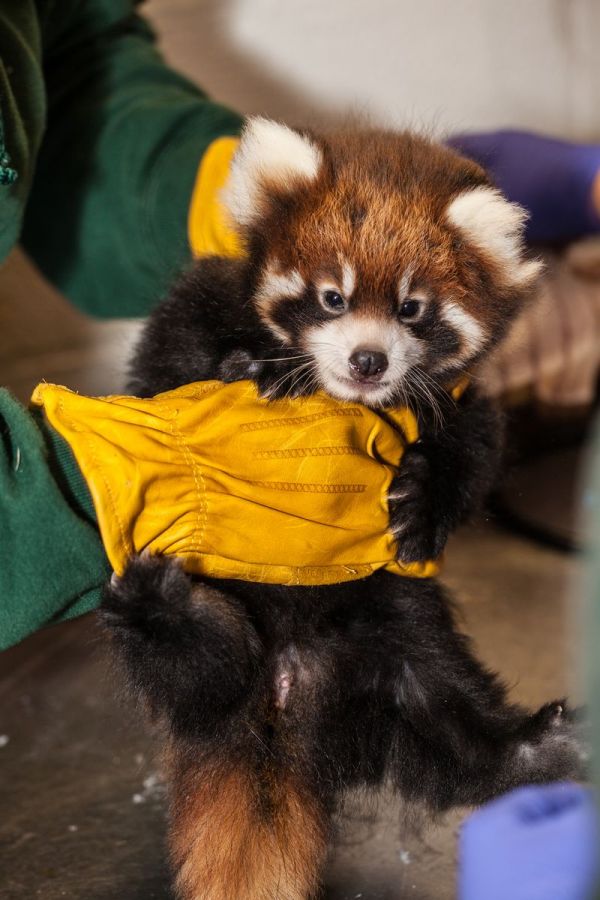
445 131 500 168
511 782 594 824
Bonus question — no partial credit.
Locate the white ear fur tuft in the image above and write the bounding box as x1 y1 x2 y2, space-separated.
446 187 543 286
222 117 323 227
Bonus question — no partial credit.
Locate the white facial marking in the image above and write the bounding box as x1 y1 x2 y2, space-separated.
222 117 323 227
255 265 306 344
398 265 416 301
446 187 543 286
315 275 348 314
304 314 424 405
316 277 342 294
340 260 356 298
398 285 429 323
440 300 486 357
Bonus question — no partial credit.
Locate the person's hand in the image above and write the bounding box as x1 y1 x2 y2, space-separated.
459 782 599 900
447 129 600 243
32 379 442 587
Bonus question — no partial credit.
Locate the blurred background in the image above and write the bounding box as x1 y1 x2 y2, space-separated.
2 1 600 898
150 0 600 136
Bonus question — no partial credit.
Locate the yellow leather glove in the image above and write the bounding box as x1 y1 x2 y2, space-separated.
31 380 440 586
188 136 244 259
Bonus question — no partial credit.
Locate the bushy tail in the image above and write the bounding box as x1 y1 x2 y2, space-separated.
169 750 330 900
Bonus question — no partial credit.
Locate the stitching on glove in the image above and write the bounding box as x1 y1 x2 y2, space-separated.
253 446 361 460
162 399 208 552
250 480 367 494
239 406 363 432
187 382 224 400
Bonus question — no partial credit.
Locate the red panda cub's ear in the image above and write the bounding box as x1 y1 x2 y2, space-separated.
446 187 543 288
222 117 324 229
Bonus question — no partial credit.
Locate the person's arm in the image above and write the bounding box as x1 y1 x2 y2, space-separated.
0 3 45 264
0 390 110 650
19 5 243 317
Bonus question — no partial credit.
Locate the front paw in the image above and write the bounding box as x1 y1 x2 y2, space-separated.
388 449 447 563
217 349 264 382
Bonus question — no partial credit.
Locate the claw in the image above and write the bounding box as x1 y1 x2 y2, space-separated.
388 489 410 503
391 520 410 537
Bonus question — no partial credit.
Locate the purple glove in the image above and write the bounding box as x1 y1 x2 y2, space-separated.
459 782 599 900
447 129 600 242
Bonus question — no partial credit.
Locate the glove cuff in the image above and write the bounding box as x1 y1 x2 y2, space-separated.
32 408 97 527
188 135 245 259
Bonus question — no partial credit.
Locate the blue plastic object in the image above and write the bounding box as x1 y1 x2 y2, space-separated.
448 130 600 243
459 782 599 900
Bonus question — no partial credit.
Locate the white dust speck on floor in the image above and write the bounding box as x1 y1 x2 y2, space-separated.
0 735 9 747
132 773 167 806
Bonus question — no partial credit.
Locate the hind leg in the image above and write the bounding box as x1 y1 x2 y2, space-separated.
101 555 261 735
383 580 586 809
326 574 586 811
386 656 585 811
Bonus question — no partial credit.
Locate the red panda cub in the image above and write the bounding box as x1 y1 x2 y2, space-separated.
104 119 584 900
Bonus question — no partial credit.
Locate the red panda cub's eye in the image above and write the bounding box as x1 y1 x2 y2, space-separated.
399 298 422 320
320 290 347 314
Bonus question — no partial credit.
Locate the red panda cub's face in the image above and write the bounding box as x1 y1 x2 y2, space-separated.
223 119 541 406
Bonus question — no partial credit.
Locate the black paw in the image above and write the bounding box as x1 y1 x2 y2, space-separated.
217 348 264 382
388 448 447 563
516 701 589 783
101 554 193 642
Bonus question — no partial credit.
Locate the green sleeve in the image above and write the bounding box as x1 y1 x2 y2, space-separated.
0 390 110 650
0 4 45 262
1 2 243 317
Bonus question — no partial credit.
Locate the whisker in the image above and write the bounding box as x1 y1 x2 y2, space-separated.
415 366 455 401
290 361 321 397
407 370 444 430
264 360 315 398
252 354 313 363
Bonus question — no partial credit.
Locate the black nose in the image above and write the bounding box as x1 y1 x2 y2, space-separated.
348 348 389 379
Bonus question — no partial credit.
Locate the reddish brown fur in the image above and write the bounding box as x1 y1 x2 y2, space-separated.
251 129 527 338
168 746 329 900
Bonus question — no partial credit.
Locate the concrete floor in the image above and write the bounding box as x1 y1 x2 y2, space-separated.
0 249 585 900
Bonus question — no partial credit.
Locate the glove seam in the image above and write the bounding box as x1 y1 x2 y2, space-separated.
160 398 208 554
57 397 131 564
239 405 363 432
